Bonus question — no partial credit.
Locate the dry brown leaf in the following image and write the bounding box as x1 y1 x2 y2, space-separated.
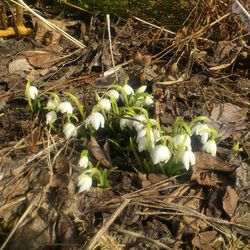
192 231 223 250
194 152 234 172
27 52 61 68
222 186 239 217
210 103 247 139
88 136 112 168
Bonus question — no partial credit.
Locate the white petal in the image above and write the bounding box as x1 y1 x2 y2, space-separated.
133 115 146 132
123 84 134 95
174 134 191 151
78 175 92 193
63 123 77 139
108 89 119 100
78 156 89 168
99 98 111 112
142 96 154 106
46 99 59 110
180 150 196 170
29 86 38 100
202 140 217 156
136 85 147 94
57 102 73 114
46 111 57 124
150 145 171 165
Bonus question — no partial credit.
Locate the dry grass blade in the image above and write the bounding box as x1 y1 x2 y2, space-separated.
85 199 130 250
10 0 86 49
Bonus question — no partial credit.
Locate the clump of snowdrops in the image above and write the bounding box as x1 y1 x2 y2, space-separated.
25 78 218 193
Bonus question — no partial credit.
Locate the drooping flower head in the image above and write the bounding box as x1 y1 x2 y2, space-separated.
63 122 77 139
57 101 73 114
46 111 57 124
150 145 171 165
202 140 217 156
78 174 92 193
85 112 105 130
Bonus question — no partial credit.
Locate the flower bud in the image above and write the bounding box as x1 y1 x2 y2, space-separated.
29 86 38 100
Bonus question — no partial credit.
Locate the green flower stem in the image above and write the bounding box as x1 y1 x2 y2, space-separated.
129 137 143 171
66 92 86 121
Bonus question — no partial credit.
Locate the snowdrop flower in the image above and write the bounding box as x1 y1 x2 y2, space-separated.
150 145 171 165
108 89 119 100
123 84 134 95
78 155 89 169
98 98 111 112
46 111 57 124
202 140 217 156
29 86 38 100
63 123 77 139
179 150 196 170
174 134 192 151
57 101 73 114
137 137 148 152
192 123 210 144
133 115 146 132
46 99 59 110
137 128 155 152
142 96 154 106
136 85 147 94
120 115 133 130
78 175 92 193
85 112 105 130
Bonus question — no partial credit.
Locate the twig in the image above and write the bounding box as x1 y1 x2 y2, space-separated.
0 193 42 250
115 227 173 250
85 199 130 250
133 16 176 35
106 14 118 81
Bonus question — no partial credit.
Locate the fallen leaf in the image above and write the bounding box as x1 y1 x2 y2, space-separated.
210 103 247 139
8 58 33 74
194 152 234 172
222 186 239 217
88 136 112 168
192 231 222 250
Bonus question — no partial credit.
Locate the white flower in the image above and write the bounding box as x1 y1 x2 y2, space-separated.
78 155 89 169
85 112 105 130
179 150 196 170
150 145 171 165
192 123 210 144
153 129 161 141
108 89 119 100
202 140 217 156
63 123 77 139
98 98 111 112
142 96 154 106
78 175 92 193
136 85 147 94
120 115 133 130
46 99 59 110
137 128 155 152
174 134 191 151
29 86 38 100
133 115 146 132
57 101 73 114
123 84 134 95
46 111 57 124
